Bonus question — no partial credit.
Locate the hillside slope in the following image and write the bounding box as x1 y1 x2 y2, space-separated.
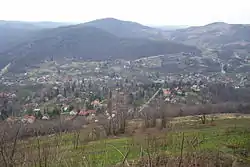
0 20 71 53
83 18 166 39
0 27 36 52
0 25 201 72
168 22 250 49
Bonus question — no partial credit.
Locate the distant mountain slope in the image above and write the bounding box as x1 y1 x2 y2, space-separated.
0 20 70 29
0 27 33 52
83 18 165 39
0 20 71 53
0 25 201 72
164 22 250 73
28 21 71 29
151 25 189 30
168 22 250 48
0 21 40 30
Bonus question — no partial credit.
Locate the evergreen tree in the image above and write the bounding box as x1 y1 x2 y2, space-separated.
63 88 67 97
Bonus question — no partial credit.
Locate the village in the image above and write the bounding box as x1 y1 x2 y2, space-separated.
0 55 250 126
0 56 248 123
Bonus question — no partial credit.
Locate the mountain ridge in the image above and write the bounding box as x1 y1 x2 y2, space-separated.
0 24 200 72
168 22 250 48
82 17 165 39
2 18 250 73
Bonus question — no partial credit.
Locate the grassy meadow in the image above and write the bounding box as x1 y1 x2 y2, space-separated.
1 114 250 167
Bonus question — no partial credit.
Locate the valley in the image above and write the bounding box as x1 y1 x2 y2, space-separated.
1 18 250 167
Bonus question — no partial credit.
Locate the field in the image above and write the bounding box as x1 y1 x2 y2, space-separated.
1 114 250 167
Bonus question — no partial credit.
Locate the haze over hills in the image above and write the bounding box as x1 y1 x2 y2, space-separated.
0 20 71 29
0 20 72 52
82 18 165 39
0 27 33 52
1 18 250 73
167 22 250 49
0 24 200 72
2 1 250 166
150 25 190 30
166 22 250 67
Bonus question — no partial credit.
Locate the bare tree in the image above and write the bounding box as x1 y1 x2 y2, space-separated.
0 123 21 167
106 90 113 136
160 99 167 129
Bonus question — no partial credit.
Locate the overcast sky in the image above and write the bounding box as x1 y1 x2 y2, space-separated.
0 0 249 26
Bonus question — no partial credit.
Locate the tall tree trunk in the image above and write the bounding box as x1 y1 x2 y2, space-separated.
160 101 166 129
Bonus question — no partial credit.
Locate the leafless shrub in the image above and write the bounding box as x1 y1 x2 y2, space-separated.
160 101 167 130
134 151 233 167
0 122 21 167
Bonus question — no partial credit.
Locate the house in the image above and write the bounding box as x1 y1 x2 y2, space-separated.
10 93 17 99
74 109 96 117
170 98 177 104
0 92 10 98
176 90 184 96
234 86 240 89
22 115 36 124
23 103 38 110
78 111 88 116
33 108 41 112
95 67 100 72
163 89 171 96
191 85 200 92
70 111 77 116
83 110 96 116
61 105 68 112
6 117 17 124
42 115 49 120
153 79 165 84
165 97 170 102
91 99 100 106
174 87 179 91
